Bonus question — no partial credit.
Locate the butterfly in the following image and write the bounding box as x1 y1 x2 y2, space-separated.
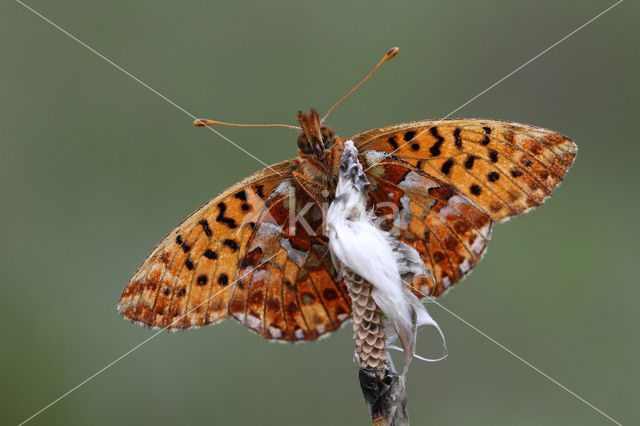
118 48 576 341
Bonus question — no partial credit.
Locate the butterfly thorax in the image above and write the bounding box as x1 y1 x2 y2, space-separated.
296 109 344 190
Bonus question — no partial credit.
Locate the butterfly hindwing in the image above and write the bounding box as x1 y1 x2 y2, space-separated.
362 151 492 297
118 160 295 330
229 179 351 341
352 119 577 222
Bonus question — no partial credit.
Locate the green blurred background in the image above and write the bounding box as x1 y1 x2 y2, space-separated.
1 0 638 424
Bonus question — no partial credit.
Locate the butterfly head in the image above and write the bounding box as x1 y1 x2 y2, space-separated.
296 109 337 163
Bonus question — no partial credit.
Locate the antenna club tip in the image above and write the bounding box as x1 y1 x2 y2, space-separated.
194 118 211 126
385 47 399 60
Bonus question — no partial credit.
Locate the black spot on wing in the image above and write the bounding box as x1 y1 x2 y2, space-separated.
464 155 476 169
388 136 399 150
197 275 208 286
404 131 416 142
429 127 444 156
480 127 491 145
216 202 238 229
223 239 239 251
453 128 462 149
218 273 229 286
203 249 218 260
198 219 213 237
441 159 454 175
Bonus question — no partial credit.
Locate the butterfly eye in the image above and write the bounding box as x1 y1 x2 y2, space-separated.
297 133 314 155
321 126 335 149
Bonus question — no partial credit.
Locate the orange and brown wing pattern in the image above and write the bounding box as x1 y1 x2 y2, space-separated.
229 180 351 341
362 152 492 297
352 119 576 222
118 160 296 330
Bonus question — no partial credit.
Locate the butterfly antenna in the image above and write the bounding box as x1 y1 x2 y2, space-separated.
321 47 399 124
194 118 301 130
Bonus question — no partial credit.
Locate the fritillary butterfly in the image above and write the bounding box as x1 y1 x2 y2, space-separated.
118 48 576 341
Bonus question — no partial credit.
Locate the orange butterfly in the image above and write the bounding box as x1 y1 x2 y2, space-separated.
118 48 576 341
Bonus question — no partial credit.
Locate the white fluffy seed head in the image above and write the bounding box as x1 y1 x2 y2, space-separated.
326 141 446 373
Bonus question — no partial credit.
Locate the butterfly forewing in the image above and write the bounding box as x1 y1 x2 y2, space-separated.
118 160 295 330
352 119 577 222
362 152 492 296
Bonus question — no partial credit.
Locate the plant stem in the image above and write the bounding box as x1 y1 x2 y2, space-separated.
342 267 409 426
